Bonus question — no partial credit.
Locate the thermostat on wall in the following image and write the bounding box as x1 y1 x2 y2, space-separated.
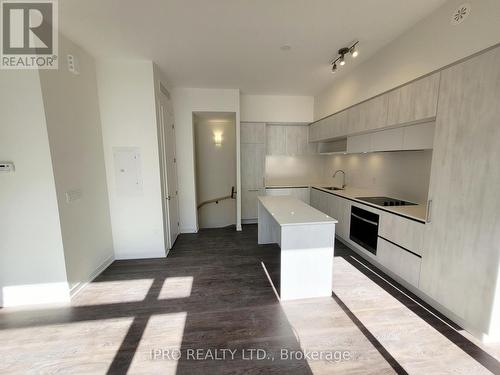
0 162 15 172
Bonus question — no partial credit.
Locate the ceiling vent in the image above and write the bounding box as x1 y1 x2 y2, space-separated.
451 3 471 25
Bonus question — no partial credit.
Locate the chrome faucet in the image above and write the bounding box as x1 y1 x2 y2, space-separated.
333 170 346 189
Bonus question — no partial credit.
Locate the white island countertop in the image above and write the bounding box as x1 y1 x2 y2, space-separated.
258 195 337 226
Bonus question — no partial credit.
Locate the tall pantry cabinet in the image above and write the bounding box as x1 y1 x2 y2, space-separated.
419 46 500 339
240 123 266 221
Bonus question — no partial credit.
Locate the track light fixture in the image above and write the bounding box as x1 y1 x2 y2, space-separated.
330 41 359 73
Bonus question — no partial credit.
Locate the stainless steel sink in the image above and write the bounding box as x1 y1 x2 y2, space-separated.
321 186 344 191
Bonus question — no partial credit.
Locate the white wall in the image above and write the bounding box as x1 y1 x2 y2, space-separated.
97 60 166 259
241 94 313 123
315 0 500 119
172 88 241 233
194 114 236 228
39 35 114 293
0 70 69 306
324 150 433 204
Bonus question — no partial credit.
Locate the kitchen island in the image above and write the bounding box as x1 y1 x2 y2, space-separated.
258 196 337 300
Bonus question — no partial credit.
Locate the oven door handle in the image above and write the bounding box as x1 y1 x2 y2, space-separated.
351 213 378 226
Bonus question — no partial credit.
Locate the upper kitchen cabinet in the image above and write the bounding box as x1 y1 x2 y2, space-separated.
347 94 388 134
241 122 266 144
266 125 286 155
309 122 320 142
419 47 500 337
387 72 440 126
285 125 310 155
308 110 348 143
267 124 314 156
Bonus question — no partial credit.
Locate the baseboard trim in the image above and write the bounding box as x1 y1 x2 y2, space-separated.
114 251 167 260
180 227 198 234
241 219 257 225
70 254 115 298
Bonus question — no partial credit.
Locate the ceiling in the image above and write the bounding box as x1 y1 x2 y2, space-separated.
59 0 447 95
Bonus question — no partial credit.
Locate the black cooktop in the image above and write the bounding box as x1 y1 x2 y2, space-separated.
356 196 417 207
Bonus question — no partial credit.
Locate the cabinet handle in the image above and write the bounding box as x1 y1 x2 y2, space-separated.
426 199 432 223
351 213 378 226
248 189 259 192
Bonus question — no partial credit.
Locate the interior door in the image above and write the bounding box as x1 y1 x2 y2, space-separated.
158 92 180 250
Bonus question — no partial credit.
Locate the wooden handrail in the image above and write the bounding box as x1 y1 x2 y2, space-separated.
197 187 236 209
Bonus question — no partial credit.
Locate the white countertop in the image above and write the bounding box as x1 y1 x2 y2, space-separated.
311 186 427 222
258 196 337 226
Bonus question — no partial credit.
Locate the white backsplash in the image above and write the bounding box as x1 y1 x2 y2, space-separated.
265 155 327 186
324 150 433 204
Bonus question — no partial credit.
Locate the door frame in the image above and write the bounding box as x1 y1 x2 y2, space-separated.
157 89 180 253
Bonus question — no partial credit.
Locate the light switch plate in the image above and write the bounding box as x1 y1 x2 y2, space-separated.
0 162 15 172
66 190 83 203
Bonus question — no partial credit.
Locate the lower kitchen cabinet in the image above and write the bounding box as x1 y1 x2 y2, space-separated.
311 188 424 288
241 188 265 220
379 212 424 256
265 187 310 204
310 188 328 211
376 237 421 288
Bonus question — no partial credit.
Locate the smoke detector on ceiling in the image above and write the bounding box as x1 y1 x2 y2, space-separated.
451 3 471 25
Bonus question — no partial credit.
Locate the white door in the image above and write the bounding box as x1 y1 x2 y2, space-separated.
158 93 180 250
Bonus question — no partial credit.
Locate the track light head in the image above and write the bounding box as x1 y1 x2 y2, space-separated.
350 45 358 58
331 63 337 73
338 47 350 56
339 56 345 66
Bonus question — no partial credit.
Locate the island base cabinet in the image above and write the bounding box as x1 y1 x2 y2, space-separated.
280 224 334 300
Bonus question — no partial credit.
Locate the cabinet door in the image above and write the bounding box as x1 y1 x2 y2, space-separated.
321 115 336 140
285 126 308 156
401 122 435 150
377 237 421 288
241 122 266 144
348 95 388 134
340 199 351 240
241 143 265 188
370 127 404 152
242 188 265 220
308 123 319 142
332 110 348 138
310 189 328 212
420 47 500 328
266 125 286 155
290 187 310 204
379 212 424 256
387 72 440 126
265 188 291 197
347 134 371 153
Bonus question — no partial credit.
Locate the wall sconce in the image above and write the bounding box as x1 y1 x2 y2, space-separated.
214 132 223 147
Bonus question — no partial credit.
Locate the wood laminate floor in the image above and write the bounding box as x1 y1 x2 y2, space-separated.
1 225 499 374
